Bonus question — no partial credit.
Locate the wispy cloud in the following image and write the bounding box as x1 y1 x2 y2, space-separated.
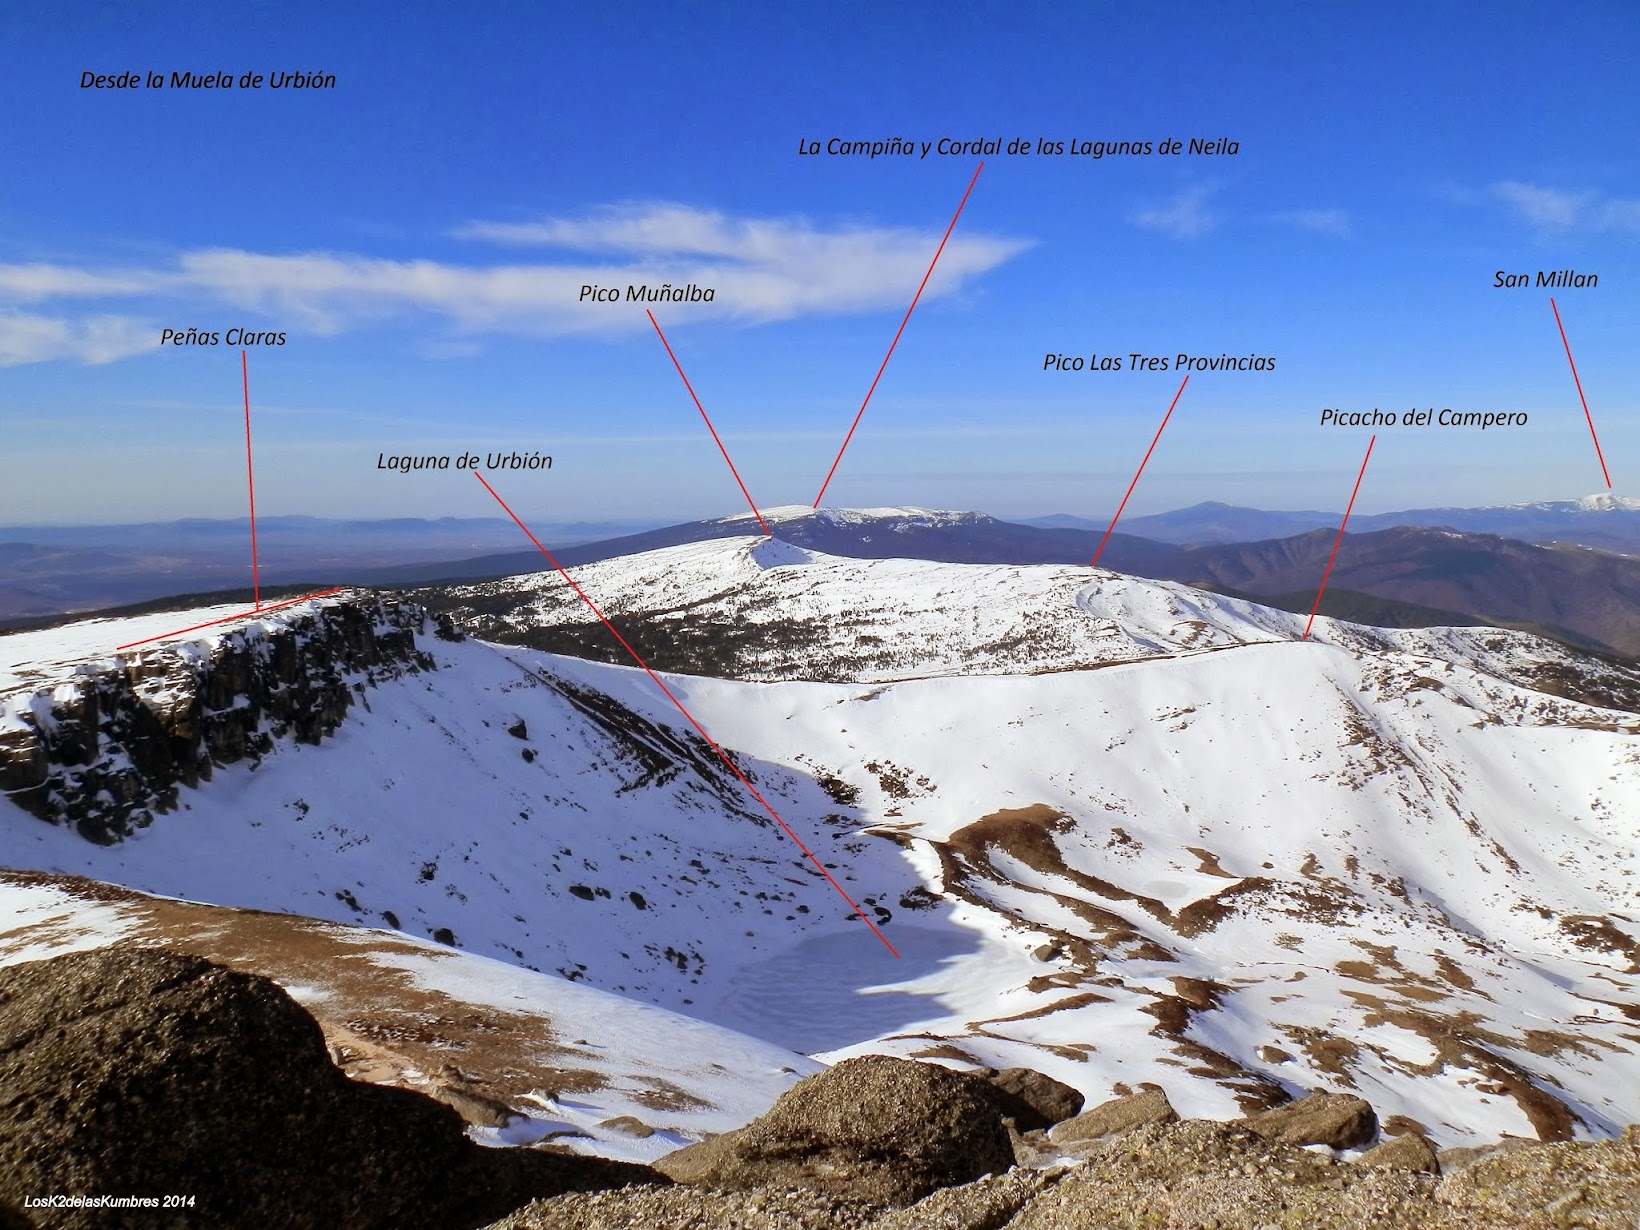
0 265 174 301
1132 185 1219 239
1490 181 1640 234
0 313 158 366
0 203 1031 365
1270 208 1351 238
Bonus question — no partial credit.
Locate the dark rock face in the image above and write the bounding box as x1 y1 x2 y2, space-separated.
0 948 658 1230
987 1067 1084 1131
654 1055 1015 1207
0 598 433 843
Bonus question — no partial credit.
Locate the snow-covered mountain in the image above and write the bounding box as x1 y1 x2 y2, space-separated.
428 530 1640 692
2 533 1638 1151
1509 494 1640 514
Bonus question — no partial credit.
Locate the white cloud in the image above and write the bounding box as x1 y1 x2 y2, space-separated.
1132 185 1219 239
1598 198 1640 233
0 265 174 301
1489 181 1640 234
1271 208 1351 238
0 313 158 367
1491 181 1591 229
0 203 1031 364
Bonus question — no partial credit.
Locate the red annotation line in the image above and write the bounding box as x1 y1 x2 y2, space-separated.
1550 298 1613 489
1089 374 1191 569
242 349 262 608
812 162 985 507
115 588 345 652
646 311 769 535
1304 435 1376 640
475 472 900 957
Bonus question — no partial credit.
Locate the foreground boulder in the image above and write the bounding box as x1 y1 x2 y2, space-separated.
489 1117 1640 1230
488 1168 1055 1230
1242 1090 1377 1149
0 948 657 1230
987 1067 1084 1132
1356 1131 1441 1174
655 1055 1014 1206
1049 1086 1177 1144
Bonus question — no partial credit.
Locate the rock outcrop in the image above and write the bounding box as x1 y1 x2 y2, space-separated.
654 1054 1015 1206
1241 1090 1378 1149
1049 1086 1177 1144
1356 1130 1441 1174
987 1067 1084 1132
491 1118 1640 1229
0 948 658 1230
0 597 432 842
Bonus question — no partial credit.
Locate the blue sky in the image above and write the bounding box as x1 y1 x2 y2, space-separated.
1 1 1636 526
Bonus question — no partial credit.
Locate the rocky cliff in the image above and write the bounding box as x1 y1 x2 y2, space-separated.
0 597 440 844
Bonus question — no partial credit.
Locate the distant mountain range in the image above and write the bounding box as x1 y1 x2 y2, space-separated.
1030 495 1640 554
5 500 1637 656
0 515 657 621
391 506 1639 658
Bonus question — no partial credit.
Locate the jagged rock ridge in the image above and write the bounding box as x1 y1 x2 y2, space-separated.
0 596 433 842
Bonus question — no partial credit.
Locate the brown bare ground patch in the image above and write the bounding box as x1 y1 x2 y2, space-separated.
1168 977 1226 1012
1339 990 1582 1141
1025 973 1083 993
1175 878 1278 937
1184 847 1237 879
1142 995 1194 1036
939 804 1285 946
625 1080 712 1114
1335 959 1382 981
1560 914 1640 973
968 991 1112 1028
1280 1026 1362 1086
904 1042 989 1068
945 805 1173 923
1433 953 1478 991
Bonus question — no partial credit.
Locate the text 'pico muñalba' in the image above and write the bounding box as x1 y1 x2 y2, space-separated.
577 283 716 304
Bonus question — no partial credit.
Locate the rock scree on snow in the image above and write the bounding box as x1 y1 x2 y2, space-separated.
653 1054 1016 1206
0 947 660 1230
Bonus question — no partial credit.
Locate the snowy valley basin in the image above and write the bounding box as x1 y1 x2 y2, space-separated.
2 529 1638 1156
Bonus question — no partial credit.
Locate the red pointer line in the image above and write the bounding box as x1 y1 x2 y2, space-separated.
1550 298 1613 489
1304 435 1376 640
646 311 770 535
115 588 345 651
242 349 262 609
475 472 899 958
1090 375 1191 568
813 162 986 508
